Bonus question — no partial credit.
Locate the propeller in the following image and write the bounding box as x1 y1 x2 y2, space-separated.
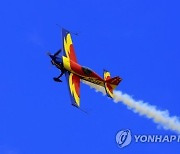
54 49 61 57
47 52 51 56
47 49 61 58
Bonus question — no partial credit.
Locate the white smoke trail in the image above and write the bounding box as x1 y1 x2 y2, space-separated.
82 80 180 133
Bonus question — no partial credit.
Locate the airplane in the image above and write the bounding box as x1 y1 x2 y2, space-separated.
48 28 122 108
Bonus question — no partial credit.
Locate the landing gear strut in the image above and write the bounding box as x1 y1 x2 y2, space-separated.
53 70 65 82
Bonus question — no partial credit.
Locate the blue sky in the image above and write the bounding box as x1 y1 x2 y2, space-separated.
0 0 180 153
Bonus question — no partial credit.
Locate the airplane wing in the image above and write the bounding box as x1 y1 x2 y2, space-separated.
62 28 78 62
62 29 80 107
65 72 80 107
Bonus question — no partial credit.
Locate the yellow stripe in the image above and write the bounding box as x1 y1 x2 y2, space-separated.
105 83 114 98
104 71 111 80
64 33 72 59
69 73 80 106
62 56 71 72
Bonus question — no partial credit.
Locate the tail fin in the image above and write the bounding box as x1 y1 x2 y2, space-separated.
103 70 122 98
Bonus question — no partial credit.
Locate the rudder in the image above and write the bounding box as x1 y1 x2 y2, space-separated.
103 70 122 98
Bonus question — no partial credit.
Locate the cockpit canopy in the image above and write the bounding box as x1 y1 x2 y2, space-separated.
82 67 93 75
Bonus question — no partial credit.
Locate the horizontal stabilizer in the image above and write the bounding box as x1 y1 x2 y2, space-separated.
103 70 122 98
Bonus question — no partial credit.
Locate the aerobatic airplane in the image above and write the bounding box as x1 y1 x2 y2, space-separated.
48 29 122 108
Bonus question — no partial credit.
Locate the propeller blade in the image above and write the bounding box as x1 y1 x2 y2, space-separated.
47 52 51 56
54 49 61 57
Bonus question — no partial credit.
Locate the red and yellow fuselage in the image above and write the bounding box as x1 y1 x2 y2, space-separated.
62 56 105 86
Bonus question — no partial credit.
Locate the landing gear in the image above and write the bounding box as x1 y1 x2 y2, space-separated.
53 70 65 83
53 77 62 82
